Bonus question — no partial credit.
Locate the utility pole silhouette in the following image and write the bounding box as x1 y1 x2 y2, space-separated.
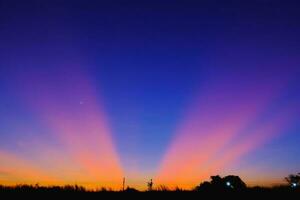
147 179 153 191
122 177 125 191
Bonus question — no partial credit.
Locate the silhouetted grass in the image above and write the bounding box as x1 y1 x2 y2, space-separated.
0 184 300 195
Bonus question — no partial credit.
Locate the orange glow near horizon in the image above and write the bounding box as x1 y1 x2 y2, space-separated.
0 150 57 185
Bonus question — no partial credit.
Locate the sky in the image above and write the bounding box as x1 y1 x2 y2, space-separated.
0 0 300 190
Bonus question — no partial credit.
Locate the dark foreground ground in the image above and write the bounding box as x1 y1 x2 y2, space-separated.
1 185 300 198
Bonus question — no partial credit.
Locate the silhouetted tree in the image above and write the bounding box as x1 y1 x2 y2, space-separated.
285 173 300 187
195 175 246 191
195 181 211 191
211 175 224 190
223 175 246 190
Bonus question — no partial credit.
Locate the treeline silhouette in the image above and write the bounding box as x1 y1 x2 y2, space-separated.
0 173 299 196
